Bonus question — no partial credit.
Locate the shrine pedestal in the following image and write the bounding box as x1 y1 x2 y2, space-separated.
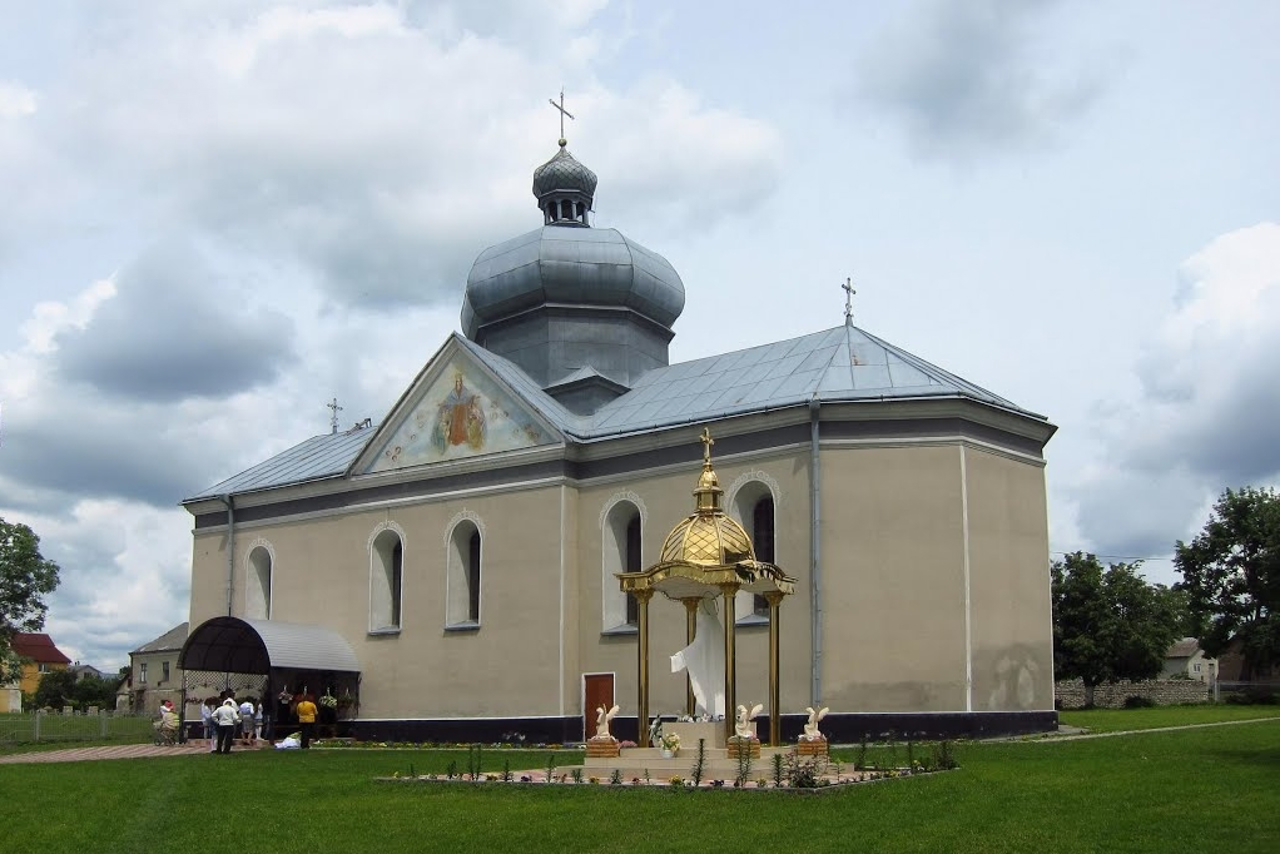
796 737 828 757
586 737 620 758
664 721 725 750
727 736 760 759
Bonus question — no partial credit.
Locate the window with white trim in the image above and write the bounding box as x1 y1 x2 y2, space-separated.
370 528 404 632
602 500 642 630
446 520 482 627
246 546 272 619
731 480 776 621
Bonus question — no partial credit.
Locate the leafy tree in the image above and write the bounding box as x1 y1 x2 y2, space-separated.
1052 552 1181 706
33 667 78 710
1175 486 1280 680
71 674 121 710
0 518 61 682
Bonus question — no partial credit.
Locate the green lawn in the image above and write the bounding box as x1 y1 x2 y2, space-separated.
1060 703 1280 733
3 713 1279 854
0 712 155 752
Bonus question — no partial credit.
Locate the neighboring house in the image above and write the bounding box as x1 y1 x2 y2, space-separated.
1215 637 1280 683
68 662 107 682
8 633 73 700
128 623 188 715
1161 638 1217 683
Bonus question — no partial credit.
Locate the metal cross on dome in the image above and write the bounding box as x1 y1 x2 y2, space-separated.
548 88 575 145
842 277 857 326
699 426 715 465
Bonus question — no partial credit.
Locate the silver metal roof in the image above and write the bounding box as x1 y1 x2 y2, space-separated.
185 324 1043 502
180 616 360 674
585 324 1039 437
186 427 376 501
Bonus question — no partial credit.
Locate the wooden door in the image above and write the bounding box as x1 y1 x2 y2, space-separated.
583 673 614 739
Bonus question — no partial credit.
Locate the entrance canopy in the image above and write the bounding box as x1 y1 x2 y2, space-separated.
181 617 361 675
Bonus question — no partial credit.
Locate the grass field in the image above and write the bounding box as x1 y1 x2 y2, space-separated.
2 708 1278 854
1059 703 1280 733
0 712 155 749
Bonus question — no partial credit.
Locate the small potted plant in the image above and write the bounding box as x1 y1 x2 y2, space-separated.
660 731 681 759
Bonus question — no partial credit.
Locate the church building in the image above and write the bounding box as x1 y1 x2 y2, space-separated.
179 131 1057 743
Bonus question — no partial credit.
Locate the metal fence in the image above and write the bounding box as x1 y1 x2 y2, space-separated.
0 710 156 746
1215 680 1280 703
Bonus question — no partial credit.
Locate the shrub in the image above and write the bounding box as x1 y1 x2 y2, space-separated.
1124 695 1157 709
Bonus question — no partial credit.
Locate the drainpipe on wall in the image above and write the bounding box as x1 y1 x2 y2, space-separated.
809 396 823 707
221 494 235 617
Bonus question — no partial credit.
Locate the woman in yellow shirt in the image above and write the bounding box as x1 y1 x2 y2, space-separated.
296 695 319 749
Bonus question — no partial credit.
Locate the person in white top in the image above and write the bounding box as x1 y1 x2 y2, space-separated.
212 698 240 754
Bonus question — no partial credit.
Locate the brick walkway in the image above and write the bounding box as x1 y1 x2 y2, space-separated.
0 741 272 764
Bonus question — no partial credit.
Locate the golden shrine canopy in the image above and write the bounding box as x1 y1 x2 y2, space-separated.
619 427 795 602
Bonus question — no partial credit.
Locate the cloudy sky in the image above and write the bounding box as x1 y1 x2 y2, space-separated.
1 1 1276 671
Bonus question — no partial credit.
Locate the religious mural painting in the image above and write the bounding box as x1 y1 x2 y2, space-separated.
366 359 555 472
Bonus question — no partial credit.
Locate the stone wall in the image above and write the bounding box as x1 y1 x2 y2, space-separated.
1055 679 1211 709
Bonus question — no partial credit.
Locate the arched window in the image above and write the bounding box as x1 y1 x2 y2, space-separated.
246 546 272 619
750 496 775 617
447 520 482 627
602 498 643 630
730 480 777 621
370 528 404 632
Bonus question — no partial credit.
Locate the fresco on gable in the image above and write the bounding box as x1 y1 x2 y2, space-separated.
367 361 555 472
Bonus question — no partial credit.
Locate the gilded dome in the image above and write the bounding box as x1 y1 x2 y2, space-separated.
659 512 755 566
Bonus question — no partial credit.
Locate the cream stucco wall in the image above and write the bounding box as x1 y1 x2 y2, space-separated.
192 484 570 720
964 445 1055 711
821 443 969 712
187 417 1054 725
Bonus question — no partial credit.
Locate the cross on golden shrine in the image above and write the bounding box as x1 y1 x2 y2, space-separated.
548 88 575 145
842 277 857 326
699 426 715 465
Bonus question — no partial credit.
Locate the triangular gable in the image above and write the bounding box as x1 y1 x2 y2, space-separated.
352 334 563 475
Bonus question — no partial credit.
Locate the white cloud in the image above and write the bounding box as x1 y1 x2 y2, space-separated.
0 81 37 118
1066 222 1280 565
857 0 1110 160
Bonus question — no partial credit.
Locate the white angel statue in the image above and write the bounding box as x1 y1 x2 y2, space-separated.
735 703 763 739
802 706 829 741
595 704 620 740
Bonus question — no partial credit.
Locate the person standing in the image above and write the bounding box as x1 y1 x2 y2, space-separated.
296 694 318 749
239 697 256 745
213 698 240 754
202 698 217 752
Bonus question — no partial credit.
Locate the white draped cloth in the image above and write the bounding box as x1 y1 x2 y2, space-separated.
670 599 725 718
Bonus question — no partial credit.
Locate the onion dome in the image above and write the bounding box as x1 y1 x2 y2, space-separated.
460 141 685 404
461 226 686 336
532 141 598 225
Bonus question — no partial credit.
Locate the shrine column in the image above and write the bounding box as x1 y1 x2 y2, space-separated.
720 582 739 742
635 589 654 741
765 591 785 746
682 598 699 717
